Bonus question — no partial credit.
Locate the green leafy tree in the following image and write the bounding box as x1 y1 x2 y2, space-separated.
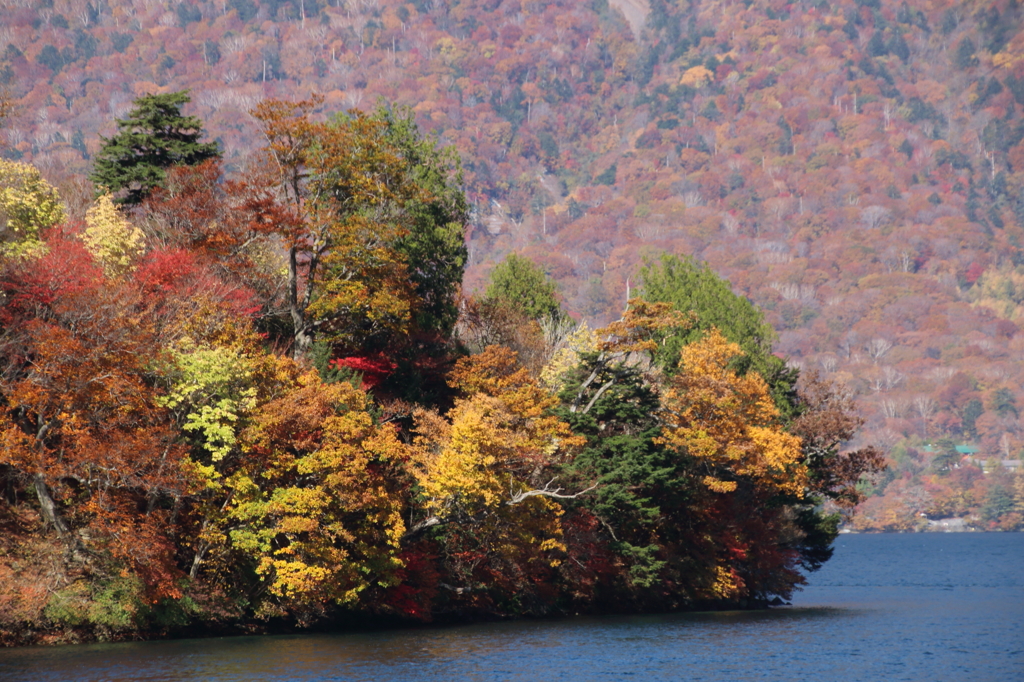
90 91 220 205
370 106 469 342
595 163 617 186
981 483 1014 522
639 254 774 362
889 31 910 62
638 253 800 419
484 253 566 323
156 339 260 464
930 438 960 475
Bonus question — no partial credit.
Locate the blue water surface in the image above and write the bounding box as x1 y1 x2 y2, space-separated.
1 533 1021 682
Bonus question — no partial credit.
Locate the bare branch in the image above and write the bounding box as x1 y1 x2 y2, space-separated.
400 514 444 541
438 582 474 594
570 365 603 413
596 515 619 542
508 478 598 505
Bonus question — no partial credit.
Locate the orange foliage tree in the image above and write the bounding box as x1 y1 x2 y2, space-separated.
0 237 194 604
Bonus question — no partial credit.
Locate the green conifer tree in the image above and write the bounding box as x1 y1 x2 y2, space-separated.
867 30 888 57
954 38 979 69
90 91 219 205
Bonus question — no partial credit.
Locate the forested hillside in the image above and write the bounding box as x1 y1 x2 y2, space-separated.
2 1 1023 541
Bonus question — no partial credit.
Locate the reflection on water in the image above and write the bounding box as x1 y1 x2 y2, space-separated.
0 610 862 682
2 534 1021 682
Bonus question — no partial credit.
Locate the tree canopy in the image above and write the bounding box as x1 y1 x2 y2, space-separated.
2 0 1024 539
247 97 467 361
0 94 886 645
90 91 220 205
639 253 800 420
0 160 65 258
484 253 566 323
639 254 775 366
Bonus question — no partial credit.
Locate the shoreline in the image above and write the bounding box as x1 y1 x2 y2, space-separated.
1 598 785 649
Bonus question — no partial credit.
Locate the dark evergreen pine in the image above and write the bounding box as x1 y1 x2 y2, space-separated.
966 179 983 225
867 30 888 57
777 117 794 155
888 31 910 62
962 398 984 439
90 91 219 205
990 387 1018 418
954 38 979 69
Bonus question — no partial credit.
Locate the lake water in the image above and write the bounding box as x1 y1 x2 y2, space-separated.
1 533 1021 681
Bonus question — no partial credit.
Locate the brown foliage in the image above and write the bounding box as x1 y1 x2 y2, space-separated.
455 296 548 376
792 371 886 507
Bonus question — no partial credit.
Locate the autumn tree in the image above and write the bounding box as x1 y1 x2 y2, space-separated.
90 91 220 205
138 159 287 315
639 254 801 419
225 367 412 619
406 345 586 612
249 97 467 360
0 238 195 615
455 294 552 378
658 329 811 598
792 371 885 508
0 160 65 258
141 159 231 254
81 194 145 278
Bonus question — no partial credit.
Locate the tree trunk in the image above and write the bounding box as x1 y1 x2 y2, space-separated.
289 245 312 359
294 325 313 360
33 473 70 537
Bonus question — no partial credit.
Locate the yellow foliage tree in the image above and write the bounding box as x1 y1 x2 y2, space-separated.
228 370 410 611
539 322 598 392
681 65 713 88
969 265 1024 320
82 194 146 278
0 160 65 258
408 346 586 587
561 298 692 415
658 328 807 497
